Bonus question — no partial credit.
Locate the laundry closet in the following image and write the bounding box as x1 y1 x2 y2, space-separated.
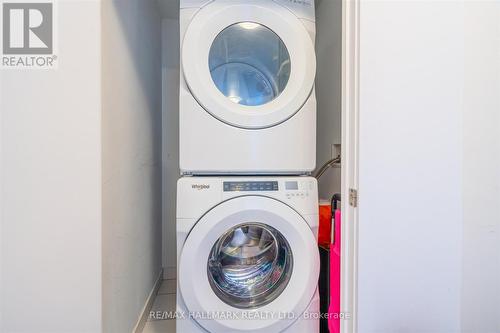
0 0 344 332
160 0 343 333
102 0 484 332
157 1 499 333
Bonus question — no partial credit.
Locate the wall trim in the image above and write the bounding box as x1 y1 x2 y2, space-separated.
163 266 176 280
132 269 163 333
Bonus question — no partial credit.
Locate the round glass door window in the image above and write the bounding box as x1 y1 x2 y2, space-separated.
207 223 293 309
209 22 291 106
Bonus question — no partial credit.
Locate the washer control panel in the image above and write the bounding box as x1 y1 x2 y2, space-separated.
223 181 279 192
284 180 312 200
219 178 316 208
217 177 318 215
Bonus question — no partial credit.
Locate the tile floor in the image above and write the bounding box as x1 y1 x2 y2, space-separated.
142 279 176 333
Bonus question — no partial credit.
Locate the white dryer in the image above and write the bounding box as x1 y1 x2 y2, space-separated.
180 0 317 174
177 176 320 332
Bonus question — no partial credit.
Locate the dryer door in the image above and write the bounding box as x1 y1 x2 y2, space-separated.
178 196 319 333
182 0 316 129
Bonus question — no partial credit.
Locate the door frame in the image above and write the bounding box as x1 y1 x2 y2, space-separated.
341 0 360 332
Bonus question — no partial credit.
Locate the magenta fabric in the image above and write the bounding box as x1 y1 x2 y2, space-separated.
328 209 341 333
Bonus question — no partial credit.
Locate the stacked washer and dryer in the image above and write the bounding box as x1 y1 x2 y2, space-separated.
177 0 319 332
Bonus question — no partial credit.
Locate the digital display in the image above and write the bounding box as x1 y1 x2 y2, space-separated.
285 181 299 190
223 181 279 192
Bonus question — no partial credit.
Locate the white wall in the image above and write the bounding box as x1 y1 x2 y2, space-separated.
357 1 464 332
0 1 102 332
101 0 163 332
161 17 180 280
315 0 342 200
462 2 500 332
1 0 163 331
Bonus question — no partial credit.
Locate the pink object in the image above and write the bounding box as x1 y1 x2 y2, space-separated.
328 209 341 333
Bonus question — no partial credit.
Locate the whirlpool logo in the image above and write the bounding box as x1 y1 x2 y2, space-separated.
2 1 57 68
192 184 210 190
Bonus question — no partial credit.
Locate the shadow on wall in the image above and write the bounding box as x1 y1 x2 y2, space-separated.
107 0 163 270
106 0 163 263
158 0 181 280
314 0 342 200
102 1 163 332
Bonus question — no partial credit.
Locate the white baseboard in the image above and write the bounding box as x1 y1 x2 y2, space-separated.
163 266 176 280
133 269 163 333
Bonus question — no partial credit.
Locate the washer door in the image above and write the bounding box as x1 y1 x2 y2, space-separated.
182 0 316 129
179 196 319 333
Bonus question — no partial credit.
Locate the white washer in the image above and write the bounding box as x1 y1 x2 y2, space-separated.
180 0 317 174
177 176 320 333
